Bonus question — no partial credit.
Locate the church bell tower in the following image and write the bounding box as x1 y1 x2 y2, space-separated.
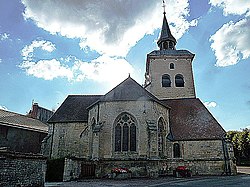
144 7 196 100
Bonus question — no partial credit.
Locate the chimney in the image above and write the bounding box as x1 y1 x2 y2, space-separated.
30 102 39 119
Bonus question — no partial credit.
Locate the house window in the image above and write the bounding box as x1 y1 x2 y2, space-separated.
170 63 174 69
162 74 171 87
175 74 184 87
114 113 136 152
0 126 8 139
173 143 181 158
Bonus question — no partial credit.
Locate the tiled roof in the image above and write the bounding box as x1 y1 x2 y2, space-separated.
48 95 101 123
0 109 48 133
162 98 226 141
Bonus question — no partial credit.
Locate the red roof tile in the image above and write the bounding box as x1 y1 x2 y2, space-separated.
162 98 226 140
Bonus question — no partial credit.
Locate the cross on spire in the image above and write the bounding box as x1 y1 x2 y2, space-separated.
162 0 166 14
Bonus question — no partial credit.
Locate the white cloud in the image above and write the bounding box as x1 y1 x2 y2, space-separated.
19 59 73 81
20 1 195 84
22 40 56 61
0 59 2 63
0 105 8 111
21 0 196 57
210 18 250 67
210 0 250 16
19 54 133 84
0 33 9 41
73 55 134 86
204 101 217 108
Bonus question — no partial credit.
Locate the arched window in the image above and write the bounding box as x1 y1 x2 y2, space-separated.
173 143 181 158
175 74 184 87
158 118 165 157
162 74 171 87
114 113 136 152
170 63 174 69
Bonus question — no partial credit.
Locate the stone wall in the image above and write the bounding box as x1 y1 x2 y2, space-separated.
62 157 160 181
146 55 196 100
88 100 169 160
0 149 47 187
165 140 237 175
50 122 89 159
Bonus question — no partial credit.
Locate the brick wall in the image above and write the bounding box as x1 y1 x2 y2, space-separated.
0 149 47 187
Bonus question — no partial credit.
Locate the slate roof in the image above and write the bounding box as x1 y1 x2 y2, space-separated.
48 77 169 123
157 13 176 46
0 109 48 133
162 98 226 141
148 49 194 58
98 76 166 105
48 95 101 123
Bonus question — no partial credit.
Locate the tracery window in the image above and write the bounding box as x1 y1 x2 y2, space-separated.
175 74 184 87
114 113 136 152
158 118 165 157
162 74 171 87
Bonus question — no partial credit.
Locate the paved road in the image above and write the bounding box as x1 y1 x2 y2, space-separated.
46 174 250 187
46 166 250 187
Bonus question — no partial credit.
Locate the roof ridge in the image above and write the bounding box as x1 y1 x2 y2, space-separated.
0 108 29 118
68 94 103 97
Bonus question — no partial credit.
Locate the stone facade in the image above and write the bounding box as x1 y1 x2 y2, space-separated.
0 149 47 187
50 122 89 159
88 101 169 160
165 140 236 175
46 10 237 181
145 55 196 100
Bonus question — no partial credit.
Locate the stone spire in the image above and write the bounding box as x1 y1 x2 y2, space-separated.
157 2 176 50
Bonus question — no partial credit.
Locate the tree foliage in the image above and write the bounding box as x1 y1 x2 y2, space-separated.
226 128 250 165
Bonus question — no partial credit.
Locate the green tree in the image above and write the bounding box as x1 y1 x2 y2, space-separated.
226 128 250 165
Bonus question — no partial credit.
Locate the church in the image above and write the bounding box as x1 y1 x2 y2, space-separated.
46 9 236 181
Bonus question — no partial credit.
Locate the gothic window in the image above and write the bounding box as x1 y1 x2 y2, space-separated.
158 118 165 157
162 74 171 87
114 113 136 152
173 143 181 158
170 63 174 69
175 74 184 87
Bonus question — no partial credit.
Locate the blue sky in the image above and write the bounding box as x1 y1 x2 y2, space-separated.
0 0 250 131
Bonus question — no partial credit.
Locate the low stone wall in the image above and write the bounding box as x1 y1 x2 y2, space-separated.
62 157 237 181
0 149 47 187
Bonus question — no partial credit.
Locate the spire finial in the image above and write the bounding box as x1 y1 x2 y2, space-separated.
162 0 166 15
157 0 177 50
